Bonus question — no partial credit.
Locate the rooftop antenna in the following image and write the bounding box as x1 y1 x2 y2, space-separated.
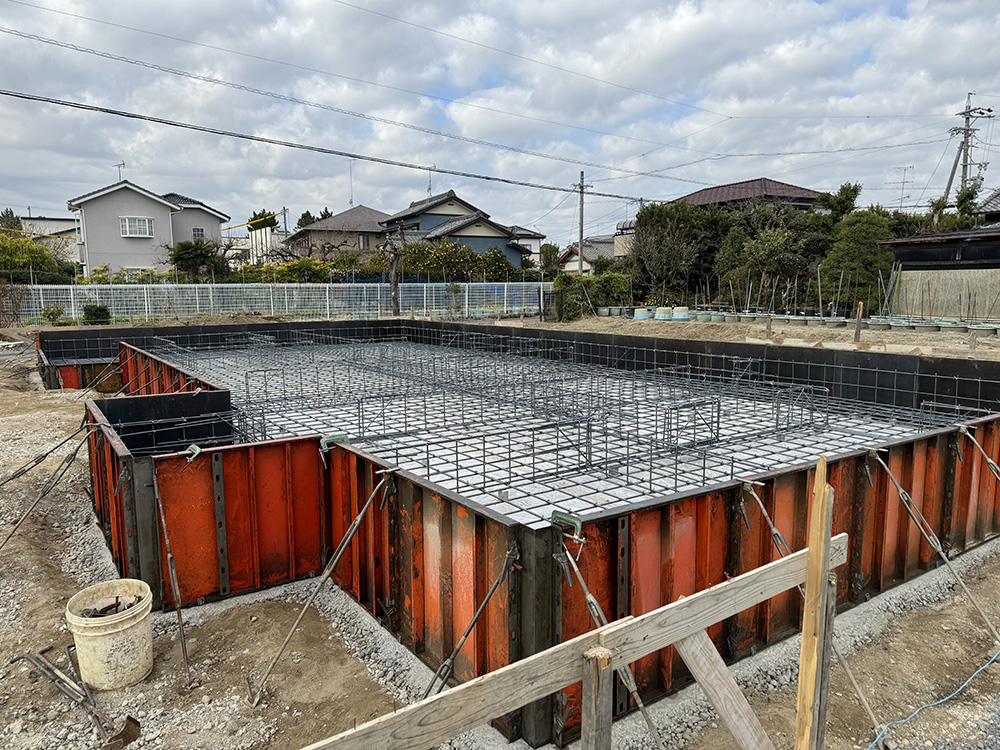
349 160 354 207
113 161 126 181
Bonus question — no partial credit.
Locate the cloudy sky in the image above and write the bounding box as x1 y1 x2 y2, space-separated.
1 0 999 247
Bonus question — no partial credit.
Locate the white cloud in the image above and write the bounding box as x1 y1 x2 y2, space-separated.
0 0 999 246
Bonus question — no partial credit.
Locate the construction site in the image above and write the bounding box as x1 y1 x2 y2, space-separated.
6 315 1000 750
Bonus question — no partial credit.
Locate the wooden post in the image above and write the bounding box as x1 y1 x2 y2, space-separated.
794 458 834 750
854 301 863 343
581 645 614 750
811 572 837 749
674 629 776 750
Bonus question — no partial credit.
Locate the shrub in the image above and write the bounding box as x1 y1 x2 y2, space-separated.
82 303 111 325
42 304 64 324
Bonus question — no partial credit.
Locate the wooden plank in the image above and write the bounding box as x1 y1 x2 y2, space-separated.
794 457 832 750
674 629 775 750
603 534 848 670
303 533 848 750
580 646 613 750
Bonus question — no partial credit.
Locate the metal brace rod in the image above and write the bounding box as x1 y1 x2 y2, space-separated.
740 481 885 750
867 449 1000 643
423 544 519 699
956 425 1000 483
247 469 396 707
152 474 191 684
559 541 668 750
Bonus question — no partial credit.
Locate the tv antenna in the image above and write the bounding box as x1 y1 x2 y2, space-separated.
887 165 913 211
113 161 126 180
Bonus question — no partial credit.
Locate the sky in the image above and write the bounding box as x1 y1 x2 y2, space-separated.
1 0 1000 247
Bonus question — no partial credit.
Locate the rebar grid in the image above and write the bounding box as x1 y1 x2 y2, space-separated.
133 330 1000 528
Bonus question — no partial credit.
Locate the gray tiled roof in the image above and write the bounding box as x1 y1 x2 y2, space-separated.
299 205 389 233
977 187 1000 215
564 235 616 262
381 190 487 225
423 212 490 239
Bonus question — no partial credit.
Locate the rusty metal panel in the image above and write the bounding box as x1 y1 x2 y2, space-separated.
422 489 453 667
397 478 424 653
59 365 80 389
451 504 478 682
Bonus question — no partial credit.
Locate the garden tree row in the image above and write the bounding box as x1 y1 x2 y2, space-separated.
0 232 77 284
77 239 546 285
622 182 983 313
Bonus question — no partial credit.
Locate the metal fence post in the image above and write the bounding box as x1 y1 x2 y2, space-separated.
144 286 150 321
465 284 470 318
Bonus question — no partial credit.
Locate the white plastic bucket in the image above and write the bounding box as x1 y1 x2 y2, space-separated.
65 579 153 691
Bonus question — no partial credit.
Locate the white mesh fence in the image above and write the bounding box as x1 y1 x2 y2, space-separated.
20 282 552 323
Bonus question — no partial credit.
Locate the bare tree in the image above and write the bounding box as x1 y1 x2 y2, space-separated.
378 226 406 317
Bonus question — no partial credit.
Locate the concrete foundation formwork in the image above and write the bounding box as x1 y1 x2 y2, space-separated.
35 320 1000 746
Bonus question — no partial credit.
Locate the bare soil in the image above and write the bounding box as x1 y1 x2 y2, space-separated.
518 316 1000 362
0 348 397 750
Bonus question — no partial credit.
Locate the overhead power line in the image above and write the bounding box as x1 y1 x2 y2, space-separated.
0 26 713 187
0 89 647 201
4 0 714 153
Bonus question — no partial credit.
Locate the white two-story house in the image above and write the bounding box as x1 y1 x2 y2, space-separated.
67 180 230 275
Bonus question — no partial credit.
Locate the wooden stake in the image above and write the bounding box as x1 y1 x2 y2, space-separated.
581 645 614 750
794 457 833 750
854 301 863 343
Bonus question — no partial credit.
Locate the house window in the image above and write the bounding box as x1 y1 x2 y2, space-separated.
358 234 368 251
119 217 154 238
192 227 205 240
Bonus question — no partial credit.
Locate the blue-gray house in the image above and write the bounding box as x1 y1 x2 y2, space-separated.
380 190 537 267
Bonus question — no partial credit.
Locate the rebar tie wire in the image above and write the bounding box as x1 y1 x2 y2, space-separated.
423 544 519 699
740 480 885 749
555 534 668 750
867 448 1000 644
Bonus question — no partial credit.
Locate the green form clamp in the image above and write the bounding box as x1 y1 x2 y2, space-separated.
550 510 583 543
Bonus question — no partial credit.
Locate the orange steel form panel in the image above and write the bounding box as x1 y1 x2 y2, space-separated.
921 437 945 568
397 479 425 654
906 442 927 578
452 505 478 682
422 491 453 667
153 438 327 606
558 520 616 738
976 421 998 539
630 508 663 692
662 497 697 689
59 365 80 389
117 343 220 396
766 473 801 639
483 521 510 675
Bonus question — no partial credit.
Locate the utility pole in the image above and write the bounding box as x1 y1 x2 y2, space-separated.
935 93 992 226
282 207 288 235
575 171 591 276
